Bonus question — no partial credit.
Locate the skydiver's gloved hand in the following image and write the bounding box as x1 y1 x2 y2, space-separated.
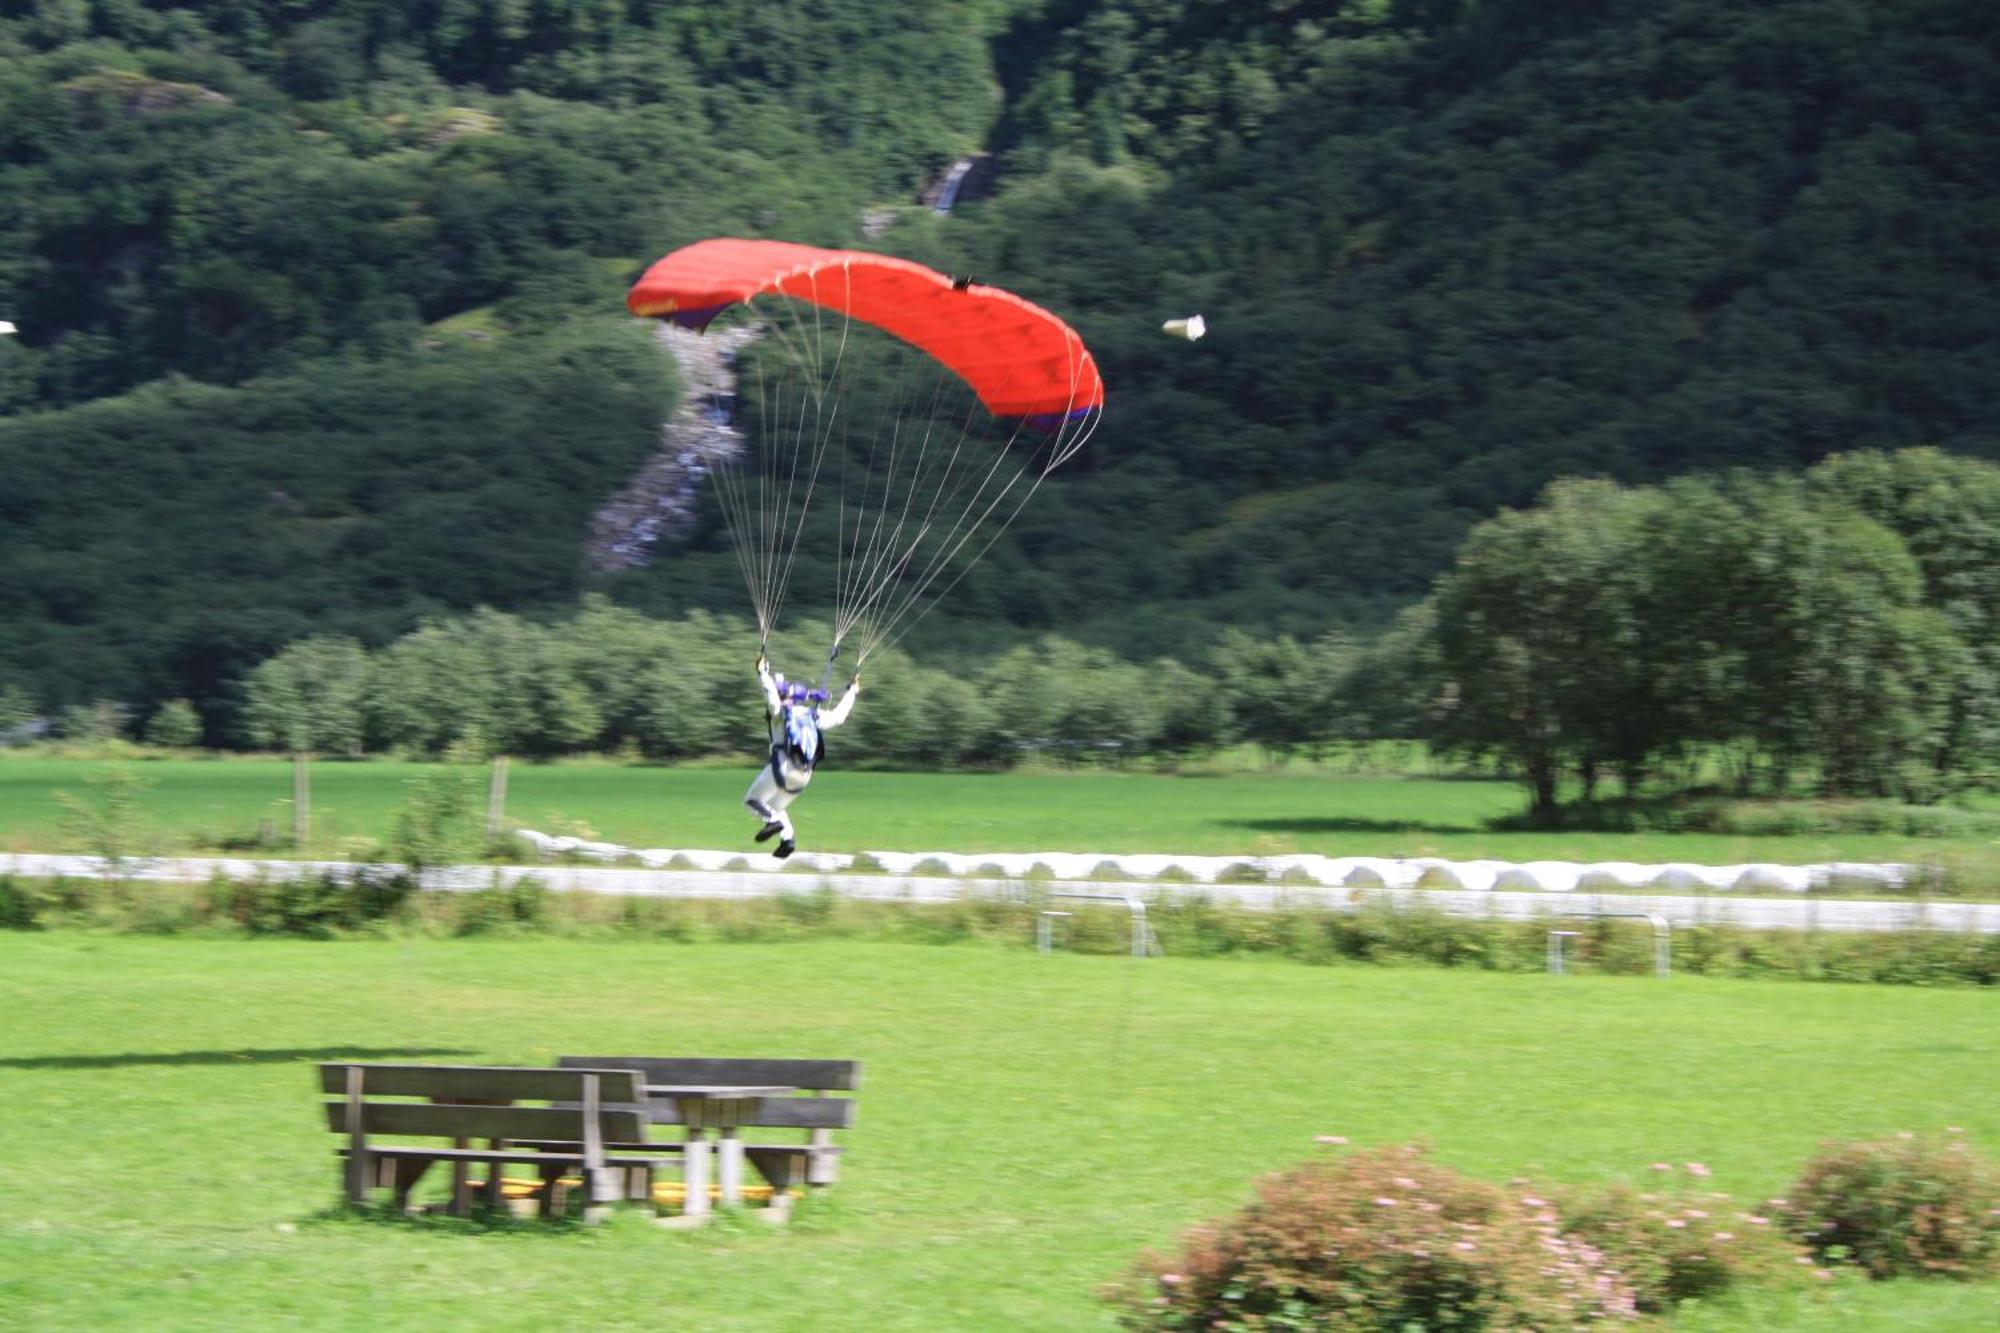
756 654 768 674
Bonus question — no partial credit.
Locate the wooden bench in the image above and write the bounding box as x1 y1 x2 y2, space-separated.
556 1056 860 1200
318 1063 659 1223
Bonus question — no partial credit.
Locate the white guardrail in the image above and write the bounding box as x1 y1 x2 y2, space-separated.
4 850 1997 935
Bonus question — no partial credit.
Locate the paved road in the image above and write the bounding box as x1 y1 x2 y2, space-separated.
5 853 1995 934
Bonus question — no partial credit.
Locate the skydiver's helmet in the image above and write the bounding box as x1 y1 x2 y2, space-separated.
780 680 829 706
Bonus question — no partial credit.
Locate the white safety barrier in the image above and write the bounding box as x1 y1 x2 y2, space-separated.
512 831 1915 896
7 851 1994 934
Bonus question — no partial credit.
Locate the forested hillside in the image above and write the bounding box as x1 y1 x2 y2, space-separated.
2 0 1997 719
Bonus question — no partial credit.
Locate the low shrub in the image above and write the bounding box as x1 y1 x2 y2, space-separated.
1111 1143 1640 1330
1558 1175 1804 1313
207 867 415 937
2 874 1997 985
1784 1132 2000 1280
0 872 50 928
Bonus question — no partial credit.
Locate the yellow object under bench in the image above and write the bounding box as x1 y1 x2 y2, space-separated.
486 1176 795 1209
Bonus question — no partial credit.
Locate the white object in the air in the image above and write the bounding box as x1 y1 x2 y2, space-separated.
1162 314 1206 341
0 321 16 336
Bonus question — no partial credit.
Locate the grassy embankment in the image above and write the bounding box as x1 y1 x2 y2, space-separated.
3 755 1997 881
0 935 1996 1330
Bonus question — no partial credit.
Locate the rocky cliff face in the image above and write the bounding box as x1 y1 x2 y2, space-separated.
586 322 762 572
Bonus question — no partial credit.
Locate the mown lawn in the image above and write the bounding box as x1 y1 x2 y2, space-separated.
1 935 1995 1329
4 754 1995 873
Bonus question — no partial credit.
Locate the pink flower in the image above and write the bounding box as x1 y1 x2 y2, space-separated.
1745 1215 1769 1225
1685 1163 1711 1177
1521 1195 1547 1207
1160 1273 1183 1286
1455 1241 1477 1252
1813 1269 1833 1280
1650 1162 1672 1172
1394 1176 1421 1189
1665 1219 1687 1229
1714 1232 1734 1242
1686 1209 1708 1219
1374 1197 1399 1207
1315 1135 1348 1145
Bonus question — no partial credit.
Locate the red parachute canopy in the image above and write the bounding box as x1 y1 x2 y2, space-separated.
626 238 1103 421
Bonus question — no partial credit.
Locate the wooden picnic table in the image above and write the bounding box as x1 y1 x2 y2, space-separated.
647 1085 797 1216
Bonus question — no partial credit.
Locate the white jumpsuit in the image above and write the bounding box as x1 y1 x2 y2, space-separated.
743 662 858 846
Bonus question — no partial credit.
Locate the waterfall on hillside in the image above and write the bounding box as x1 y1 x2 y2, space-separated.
586 322 761 573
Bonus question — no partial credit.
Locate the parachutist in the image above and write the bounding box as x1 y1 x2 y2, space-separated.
742 658 861 858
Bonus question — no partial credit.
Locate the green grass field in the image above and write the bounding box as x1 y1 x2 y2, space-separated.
5 755 1997 875
1 936 1995 1329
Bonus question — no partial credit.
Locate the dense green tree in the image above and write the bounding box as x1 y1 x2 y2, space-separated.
58 700 126 744
1808 449 2000 781
1209 629 1315 762
242 636 369 754
1431 481 1664 814
0 683 37 740
142 697 202 749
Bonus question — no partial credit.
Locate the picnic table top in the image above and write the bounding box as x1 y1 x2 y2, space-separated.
645 1084 799 1099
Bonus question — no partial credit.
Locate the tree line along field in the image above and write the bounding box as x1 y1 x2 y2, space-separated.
0 936 1995 1330
4 754 1997 883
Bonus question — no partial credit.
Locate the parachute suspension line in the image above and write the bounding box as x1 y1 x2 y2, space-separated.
839 376 993 659
847 364 1047 651
833 346 948 649
850 369 1102 666
725 280 856 646
856 409 1100 666
837 370 1014 663
769 271 852 647
831 275 907 647
706 348 775 640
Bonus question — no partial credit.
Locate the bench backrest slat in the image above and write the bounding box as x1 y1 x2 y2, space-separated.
324 1101 647 1142
643 1096 853 1130
558 1056 860 1092
317 1064 644 1103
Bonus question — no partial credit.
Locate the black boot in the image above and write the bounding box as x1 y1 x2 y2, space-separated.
774 838 797 860
754 820 784 844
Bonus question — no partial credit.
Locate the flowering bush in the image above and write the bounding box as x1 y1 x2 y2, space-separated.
1558 1173 1805 1312
1112 1144 1639 1330
1784 1132 2000 1279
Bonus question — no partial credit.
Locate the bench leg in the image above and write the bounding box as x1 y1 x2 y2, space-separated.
536 1162 568 1218
483 1142 506 1213
683 1133 711 1221
808 1129 839 1185
718 1132 744 1208
344 1148 370 1206
389 1158 434 1213
581 1165 621 1226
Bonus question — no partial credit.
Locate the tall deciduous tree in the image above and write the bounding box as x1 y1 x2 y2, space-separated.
1431 480 1662 816
243 636 368 754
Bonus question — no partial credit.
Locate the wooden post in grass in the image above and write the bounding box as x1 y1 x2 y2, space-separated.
486 755 510 839
292 751 311 849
